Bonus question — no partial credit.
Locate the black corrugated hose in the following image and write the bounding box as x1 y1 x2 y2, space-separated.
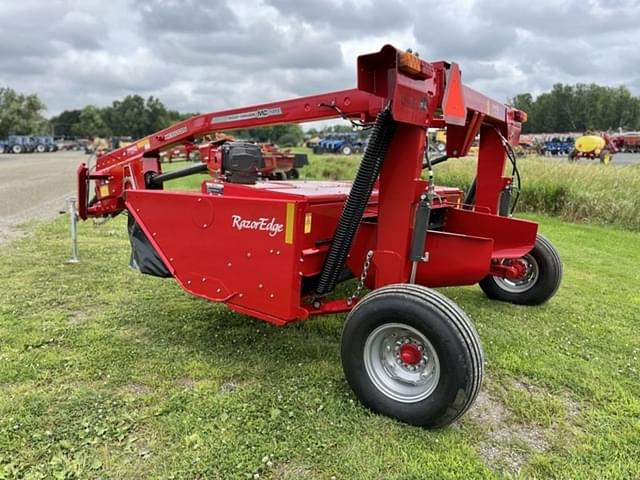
315 107 397 296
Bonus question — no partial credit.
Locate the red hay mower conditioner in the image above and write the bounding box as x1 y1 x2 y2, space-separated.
77 45 562 428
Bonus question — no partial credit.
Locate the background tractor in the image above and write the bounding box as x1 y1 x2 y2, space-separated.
3 135 35 154
541 136 574 156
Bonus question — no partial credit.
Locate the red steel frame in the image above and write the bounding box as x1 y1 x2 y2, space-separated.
77 45 535 325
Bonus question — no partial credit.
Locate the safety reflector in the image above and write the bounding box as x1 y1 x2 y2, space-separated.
443 63 466 126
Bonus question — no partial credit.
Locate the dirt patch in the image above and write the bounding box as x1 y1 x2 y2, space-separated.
176 377 197 389
118 384 152 396
562 392 581 418
68 310 88 326
511 379 547 397
0 220 27 245
220 381 239 393
271 461 311 479
468 390 547 476
512 378 581 418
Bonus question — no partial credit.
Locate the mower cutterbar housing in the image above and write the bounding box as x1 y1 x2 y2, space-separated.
125 179 536 325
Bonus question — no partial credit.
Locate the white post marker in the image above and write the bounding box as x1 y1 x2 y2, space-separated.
67 197 79 263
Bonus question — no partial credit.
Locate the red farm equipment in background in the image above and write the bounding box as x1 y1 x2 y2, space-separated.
163 135 309 179
613 131 640 153
76 45 562 428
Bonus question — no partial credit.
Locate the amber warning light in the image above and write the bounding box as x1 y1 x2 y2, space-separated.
398 50 432 80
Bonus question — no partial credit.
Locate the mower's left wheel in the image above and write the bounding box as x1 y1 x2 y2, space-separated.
479 234 562 305
341 284 484 428
286 168 300 179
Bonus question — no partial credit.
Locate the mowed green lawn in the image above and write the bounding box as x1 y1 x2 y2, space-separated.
1 162 639 478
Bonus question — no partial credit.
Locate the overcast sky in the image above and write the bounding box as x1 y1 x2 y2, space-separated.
1 0 639 118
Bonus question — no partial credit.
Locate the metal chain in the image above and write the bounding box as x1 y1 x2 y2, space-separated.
348 250 374 305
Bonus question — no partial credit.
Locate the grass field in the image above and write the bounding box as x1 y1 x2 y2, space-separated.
1 154 639 478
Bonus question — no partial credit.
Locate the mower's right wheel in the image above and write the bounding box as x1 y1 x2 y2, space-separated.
341 284 484 428
36 144 46 153
11 144 22 154
479 234 562 305
286 168 300 179
341 145 353 155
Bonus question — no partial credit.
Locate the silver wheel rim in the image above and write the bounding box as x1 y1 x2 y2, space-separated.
493 254 539 293
363 322 440 403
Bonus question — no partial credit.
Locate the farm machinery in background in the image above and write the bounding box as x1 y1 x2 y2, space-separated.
160 135 309 180
76 45 562 429
85 137 133 156
569 133 617 164
612 132 640 153
541 136 574 156
515 134 544 156
311 132 367 155
427 129 447 154
0 135 58 154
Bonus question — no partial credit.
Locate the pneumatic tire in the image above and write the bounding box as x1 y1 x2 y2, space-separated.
568 149 578 162
341 284 484 428
479 234 562 305
599 149 613 165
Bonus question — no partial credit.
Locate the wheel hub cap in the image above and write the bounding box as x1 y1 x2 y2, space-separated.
493 254 539 293
399 343 422 365
363 323 441 403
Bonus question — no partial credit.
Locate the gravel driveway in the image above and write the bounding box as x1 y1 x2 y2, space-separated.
0 151 86 244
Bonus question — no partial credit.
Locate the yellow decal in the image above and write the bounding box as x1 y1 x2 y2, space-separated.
304 212 312 234
137 138 151 150
99 185 110 197
285 203 295 244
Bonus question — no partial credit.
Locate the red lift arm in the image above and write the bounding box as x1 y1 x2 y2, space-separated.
78 47 524 221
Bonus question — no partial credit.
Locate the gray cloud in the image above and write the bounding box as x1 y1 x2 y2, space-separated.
0 0 637 117
264 0 413 36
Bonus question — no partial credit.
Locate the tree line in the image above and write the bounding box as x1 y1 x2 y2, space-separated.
0 86 304 146
5 82 638 142
511 83 640 134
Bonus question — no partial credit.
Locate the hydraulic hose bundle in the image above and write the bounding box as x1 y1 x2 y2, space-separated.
315 107 397 296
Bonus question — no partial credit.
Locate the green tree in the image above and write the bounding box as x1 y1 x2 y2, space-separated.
72 106 111 138
511 83 640 133
100 95 188 138
49 109 82 137
228 124 304 145
0 87 48 137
